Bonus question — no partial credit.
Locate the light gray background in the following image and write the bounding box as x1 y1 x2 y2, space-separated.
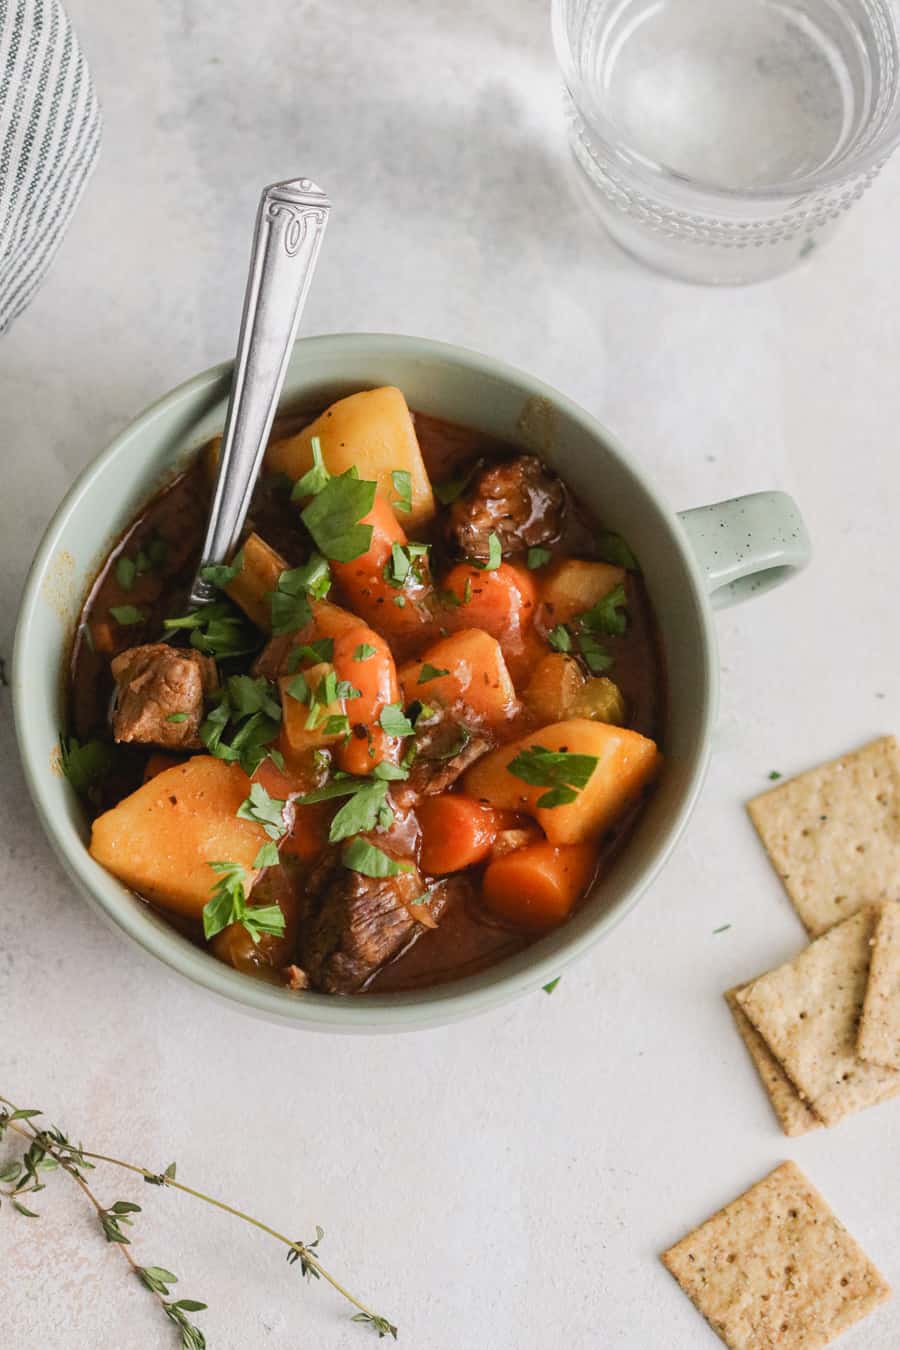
2 2 899 1346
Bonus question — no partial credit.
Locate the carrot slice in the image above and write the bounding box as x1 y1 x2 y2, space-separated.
417 794 500 874
482 841 598 932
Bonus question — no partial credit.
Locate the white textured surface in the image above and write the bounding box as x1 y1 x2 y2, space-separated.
2 2 900 1347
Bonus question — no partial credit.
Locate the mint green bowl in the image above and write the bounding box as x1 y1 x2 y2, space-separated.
13 334 810 1031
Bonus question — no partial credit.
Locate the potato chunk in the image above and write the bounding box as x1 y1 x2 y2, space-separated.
266 386 436 530
524 652 625 726
463 718 660 844
538 560 625 628
89 757 273 918
226 533 288 631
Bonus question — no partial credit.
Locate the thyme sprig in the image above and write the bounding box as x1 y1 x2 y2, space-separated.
0 1096 397 1343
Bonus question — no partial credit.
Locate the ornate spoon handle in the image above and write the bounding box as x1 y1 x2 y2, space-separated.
188 177 329 607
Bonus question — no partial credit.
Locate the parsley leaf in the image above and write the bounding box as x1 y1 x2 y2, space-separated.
473 533 501 571
200 549 245 590
425 725 471 761
253 841 280 869
109 605 146 626
329 780 393 842
372 761 409 781
115 555 136 591
301 471 375 562
391 469 412 514
576 631 612 674
236 782 288 841
269 554 331 636
323 713 351 736
595 531 639 571
418 663 449 684
379 703 414 738
548 625 572 653
341 839 414 878
202 862 286 942
434 465 475 505
227 675 281 720
768 770 782 781
163 600 259 659
393 595 406 608
387 542 410 587
290 436 331 500
353 643 376 661
506 745 598 809
59 735 115 796
199 679 281 775
166 712 188 724
286 637 334 672
527 547 552 570
579 582 628 637
542 978 561 994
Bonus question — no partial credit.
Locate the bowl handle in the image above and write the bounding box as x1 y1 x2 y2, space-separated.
677 491 811 610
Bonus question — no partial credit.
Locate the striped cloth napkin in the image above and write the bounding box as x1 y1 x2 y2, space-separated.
0 0 101 333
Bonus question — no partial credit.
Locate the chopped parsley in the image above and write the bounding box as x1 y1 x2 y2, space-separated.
473 532 502 572
579 582 628 637
393 595 406 608
286 637 334 672
253 841 280 869
595 531 639 571
59 735 115 797
507 745 598 809
200 676 282 775
269 554 331 636
202 862 286 942
542 978 561 995
200 549 245 589
353 643 377 661
341 839 414 878
434 465 476 505
418 663 449 684
548 625 572 653
301 470 375 563
115 555 137 591
163 600 258 659
166 712 188 724
768 770 782 781
236 781 288 841
298 774 396 842
527 547 552 570
391 469 412 514
379 703 415 738
290 436 330 500
109 605 146 627
575 631 613 674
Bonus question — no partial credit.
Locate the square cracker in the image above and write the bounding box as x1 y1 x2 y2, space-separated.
747 736 900 936
736 907 900 1126
858 900 900 1072
662 1161 891 1350
724 988 822 1137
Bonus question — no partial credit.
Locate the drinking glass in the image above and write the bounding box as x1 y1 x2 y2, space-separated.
552 0 900 283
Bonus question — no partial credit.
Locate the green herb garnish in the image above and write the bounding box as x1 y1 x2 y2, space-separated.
507 745 598 809
200 549 245 590
768 770 782 781
236 782 288 841
286 637 335 672
115 556 136 591
59 735 115 797
166 712 188 724
329 781 394 842
391 469 412 514
579 582 628 637
434 466 475 505
269 554 331 636
253 841 280 869
542 978 561 994
576 631 612 674
547 625 572 653
595 531 639 571
199 678 281 776
392 595 406 608
202 862 286 942
341 839 414 878
527 547 552 570
163 600 259 659
473 533 501 572
379 703 414 738
353 643 376 661
300 470 375 563
109 605 146 627
290 436 330 500
417 664 449 685
712 923 732 935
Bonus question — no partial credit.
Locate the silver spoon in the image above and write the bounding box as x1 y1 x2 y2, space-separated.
188 176 330 607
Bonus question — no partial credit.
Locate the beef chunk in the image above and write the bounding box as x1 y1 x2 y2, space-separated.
444 454 565 561
110 644 217 749
301 853 446 993
393 714 492 809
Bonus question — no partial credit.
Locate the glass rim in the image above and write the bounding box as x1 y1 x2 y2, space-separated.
551 0 900 204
